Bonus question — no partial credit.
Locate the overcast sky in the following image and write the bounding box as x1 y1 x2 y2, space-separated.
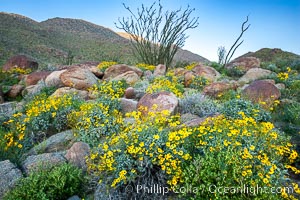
1 0 299 61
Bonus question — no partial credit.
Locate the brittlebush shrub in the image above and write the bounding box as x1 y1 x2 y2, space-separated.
87 106 192 199
146 76 184 97
88 80 127 99
0 93 81 163
68 97 123 147
87 108 300 199
97 61 117 72
3 163 85 200
220 98 271 122
180 113 300 200
135 63 156 71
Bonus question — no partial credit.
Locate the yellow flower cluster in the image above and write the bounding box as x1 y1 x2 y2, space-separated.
146 77 184 97
86 105 190 188
97 61 117 71
135 63 156 71
277 67 292 81
277 72 289 81
6 66 32 74
88 80 126 99
2 94 72 150
189 112 300 199
184 62 198 70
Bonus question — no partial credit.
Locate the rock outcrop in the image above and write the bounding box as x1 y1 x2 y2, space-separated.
60 67 98 90
137 91 178 116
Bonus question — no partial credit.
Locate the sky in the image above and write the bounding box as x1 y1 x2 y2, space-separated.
1 0 300 61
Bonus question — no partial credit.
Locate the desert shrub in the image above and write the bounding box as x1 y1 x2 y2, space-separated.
184 62 198 70
135 63 156 71
133 79 150 93
188 76 208 91
274 101 300 126
68 97 123 147
179 92 219 117
220 98 271 122
88 80 127 99
146 76 184 97
0 93 81 163
87 107 192 199
226 66 246 77
97 61 117 72
180 114 300 200
290 59 300 71
281 81 300 102
3 163 86 200
261 63 280 73
89 80 128 99
210 62 224 74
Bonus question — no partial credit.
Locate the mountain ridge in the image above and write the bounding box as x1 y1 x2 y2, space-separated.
0 12 209 68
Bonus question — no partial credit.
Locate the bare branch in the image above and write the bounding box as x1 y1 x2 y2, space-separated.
115 1 199 69
223 15 250 68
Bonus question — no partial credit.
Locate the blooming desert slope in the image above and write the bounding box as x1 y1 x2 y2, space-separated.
0 56 300 199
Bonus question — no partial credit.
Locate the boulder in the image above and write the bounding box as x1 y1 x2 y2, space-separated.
60 67 98 90
153 64 166 76
180 113 207 128
45 70 66 87
192 64 221 82
184 71 196 87
27 130 76 155
0 102 16 116
22 80 46 96
137 91 178 116
226 56 260 71
89 66 104 78
173 68 189 76
103 64 143 79
51 87 89 100
0 160 23 198
242 80 281 106
203 81 238 98
125 87 135 99
65 142 90 171
2 55 38 72
111 71 140 85
22 152 66 175
238 68 274 84
7 84 24 98
120 98 138 114
25 71 51 86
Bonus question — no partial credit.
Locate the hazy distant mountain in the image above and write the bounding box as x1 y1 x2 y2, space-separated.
0 12 209 68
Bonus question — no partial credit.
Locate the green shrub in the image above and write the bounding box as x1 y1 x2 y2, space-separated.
189 76 208 91
180 114 299 200
0 93 82 164
88 80 127 99
179 92 219 117
3 163 85 200
146 76 184 97
68 97 123 147
220 98 271 122
226 66 246 77
274 101 300 126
